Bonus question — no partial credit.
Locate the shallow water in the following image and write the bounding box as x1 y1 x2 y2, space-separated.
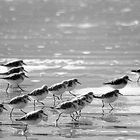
0 0 140 139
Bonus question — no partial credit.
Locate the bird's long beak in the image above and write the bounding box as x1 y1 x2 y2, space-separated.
43 112 48 116
27 97 31 101
24 74 29 78
128 78 132 82
118 92 123 95
77 81 81 85
3 106 8 111
22 61 27 65
23 69 28 73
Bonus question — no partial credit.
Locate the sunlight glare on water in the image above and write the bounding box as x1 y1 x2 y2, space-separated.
0 0 140 139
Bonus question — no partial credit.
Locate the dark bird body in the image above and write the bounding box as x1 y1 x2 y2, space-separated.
93 90 123 109
28 85 48 110
0 60 26 68
15 109 48 132
0 72 28 92
8 94 31 117
63 78 81 96
48 82 67 106
103 75 131 89
54 92 94 124
16 109 48 123
0 66 27 75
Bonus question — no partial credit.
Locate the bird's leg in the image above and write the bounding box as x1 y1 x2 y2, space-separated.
78 110 81 118
10 108 14 118
17 84 25 91
75 110 82 120
34 100 36 111
6 83 9 93
37 100 45 106
109 103 114 110
137 76 140 82
101 100 105 116
102 109 105 116
53 95 56 107
59 94 63 100
70 114 77 121
102 100 105 108
109 108 113 113
56 112 63 124
69 91 76 96
75 111 79 119
20 109 27 114
24 124 28 133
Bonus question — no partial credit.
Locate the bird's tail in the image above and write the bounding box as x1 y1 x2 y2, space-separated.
131 70 137 73
103 82 110 85
0 72 8 75
0 77 5 79
92 94 102 99
15 118 21 121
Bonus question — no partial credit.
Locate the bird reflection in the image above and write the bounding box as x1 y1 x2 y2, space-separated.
101 110 119 123
56 122 78 138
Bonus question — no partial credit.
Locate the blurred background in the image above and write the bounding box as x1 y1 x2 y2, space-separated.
0 0 140 88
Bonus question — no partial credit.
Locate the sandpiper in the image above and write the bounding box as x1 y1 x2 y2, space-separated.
83 92 95 105
0 104 8 115
54 92 94 124
0 60 26 69
28 85 48 110
63 78 81 96
7 94 31 117
15 109 48 132
0 72 29 92
72 92 97 118
131 69 140 82
0 66 28 75
103 75 131 89
48 82 67 106
53 100 78 124
93 90 123 109
71 97 87 119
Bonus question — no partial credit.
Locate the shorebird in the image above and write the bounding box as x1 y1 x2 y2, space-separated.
53 100 78 124
0 66 28 75
15 109 48 132
0 60 26 69
71 97 87 119
0 72 29 92
7 94 31 117
71 92 102 119
28 85 48 110
0 104 8 115
131 69 140 82
103 75 131 89
83 92 95 105
62 78 81 96
48 82 67 106
54 92 94 124
93 90 123 109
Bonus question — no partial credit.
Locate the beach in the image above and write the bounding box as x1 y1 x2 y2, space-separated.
0 0 140 139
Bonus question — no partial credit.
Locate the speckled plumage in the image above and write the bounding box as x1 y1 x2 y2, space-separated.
0 60 26 68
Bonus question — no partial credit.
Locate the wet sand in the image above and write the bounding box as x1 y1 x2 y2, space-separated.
0 0 140 139
0 75 140 140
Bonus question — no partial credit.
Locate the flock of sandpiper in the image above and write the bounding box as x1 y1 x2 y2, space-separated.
0 59 140 132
